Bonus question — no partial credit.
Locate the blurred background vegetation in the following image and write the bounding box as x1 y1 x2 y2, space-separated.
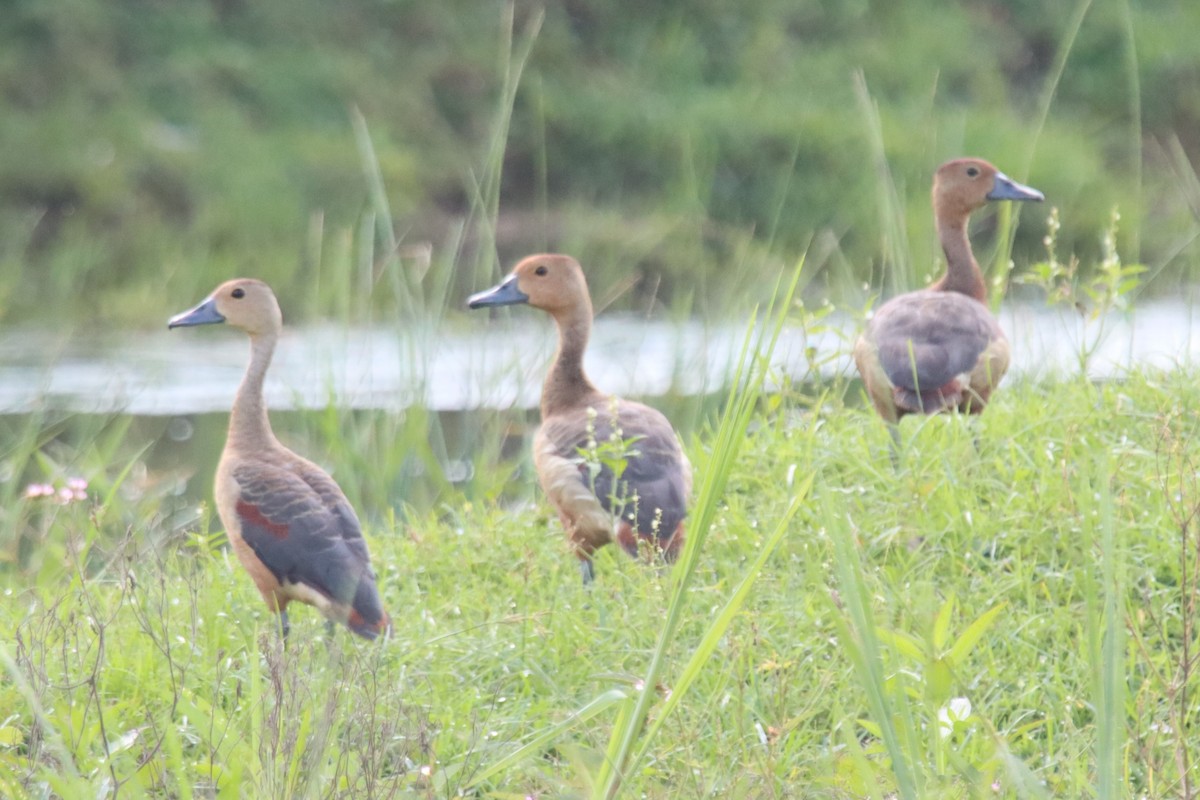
0 0 1197 325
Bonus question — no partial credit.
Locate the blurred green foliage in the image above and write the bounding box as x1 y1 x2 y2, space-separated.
1 0 1198 323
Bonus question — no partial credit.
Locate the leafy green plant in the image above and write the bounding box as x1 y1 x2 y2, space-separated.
875 594 1007 707
1016 206 1147 373
576 400 648 538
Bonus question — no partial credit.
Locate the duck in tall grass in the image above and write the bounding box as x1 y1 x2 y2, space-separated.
854 158 1044 430
468 254 692 584
169 279 390 640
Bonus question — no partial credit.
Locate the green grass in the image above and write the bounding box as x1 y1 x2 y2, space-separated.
3 366 1200 797
2 6 1199 792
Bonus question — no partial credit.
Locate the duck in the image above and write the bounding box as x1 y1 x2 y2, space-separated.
169 279 390 640
853 158 1044 426
468 254 692 584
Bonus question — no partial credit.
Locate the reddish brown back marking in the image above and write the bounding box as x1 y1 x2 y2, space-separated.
661 521 685 563
236 499 290 540
348 608 390 637
616 521 639 557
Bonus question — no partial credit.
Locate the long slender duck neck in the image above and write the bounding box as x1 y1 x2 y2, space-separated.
228 333 281 451
932 213 987 302
542 305 603 418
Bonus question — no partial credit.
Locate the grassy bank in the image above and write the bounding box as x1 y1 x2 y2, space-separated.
2 366 1199 797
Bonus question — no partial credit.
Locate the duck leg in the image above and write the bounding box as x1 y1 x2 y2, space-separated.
887 423 903 471
579 557 596 585
279 609 291 640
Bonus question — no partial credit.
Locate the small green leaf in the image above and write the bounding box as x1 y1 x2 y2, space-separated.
857 718 883 738
875 627 927 663
946 602 1007 667
927 658 953 705
932 593 956 652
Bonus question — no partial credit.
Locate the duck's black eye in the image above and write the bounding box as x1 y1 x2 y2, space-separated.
966 166 980 177
231 288 245 299
534 265 549 276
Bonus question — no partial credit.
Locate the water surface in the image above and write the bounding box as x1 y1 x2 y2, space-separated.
2 301 1198 415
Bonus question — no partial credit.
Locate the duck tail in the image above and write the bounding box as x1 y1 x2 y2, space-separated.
346 580 391 641
892 381 963 415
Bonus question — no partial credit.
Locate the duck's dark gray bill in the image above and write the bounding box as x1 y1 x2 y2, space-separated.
988 172 1045 203
467 278 529 309
168 298 226 328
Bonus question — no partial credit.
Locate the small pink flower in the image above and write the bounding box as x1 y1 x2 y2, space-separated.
67 477 88 501
24 483 54 499
58 487 75 504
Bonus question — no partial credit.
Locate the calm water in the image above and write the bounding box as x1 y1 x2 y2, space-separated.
2 300 1198 520
2 300 1199 415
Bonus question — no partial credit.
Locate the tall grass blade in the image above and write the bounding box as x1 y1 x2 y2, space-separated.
349 108 397 262
630 480 811 769
995 0 1094 296
825 493 924 800
854 71 912 296
997 743 1052 800
0 411 48 513
1085 454 1126 800
1021 0 1093 177
0 642 81 784
97 442 153 520
453 688 628 791
465 5 544 285
593 257 806 799
1116 0 1142 261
